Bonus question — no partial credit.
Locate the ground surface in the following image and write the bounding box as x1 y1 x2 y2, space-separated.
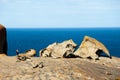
0 56 120 80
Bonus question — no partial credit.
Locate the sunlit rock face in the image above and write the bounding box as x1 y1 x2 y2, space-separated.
74 36 111 59
17 49 36 61
0 24 7 55
39 39 77 58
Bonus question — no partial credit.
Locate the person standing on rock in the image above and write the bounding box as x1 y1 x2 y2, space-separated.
0 24 7 55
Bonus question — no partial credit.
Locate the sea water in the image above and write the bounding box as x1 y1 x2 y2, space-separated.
7 28 120 57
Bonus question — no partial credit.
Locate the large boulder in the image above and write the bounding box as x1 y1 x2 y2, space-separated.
0 24 7 55
39 39 77 58
74 36 111 59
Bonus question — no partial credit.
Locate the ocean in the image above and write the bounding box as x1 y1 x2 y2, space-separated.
7 28 120 57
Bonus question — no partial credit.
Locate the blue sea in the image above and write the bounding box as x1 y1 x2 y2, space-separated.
7 28 120 57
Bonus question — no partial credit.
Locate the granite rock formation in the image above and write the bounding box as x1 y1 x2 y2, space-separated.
17 49 36 61
0 56 120 80
40 39 77 58
0 24 7 55
74 36 111 59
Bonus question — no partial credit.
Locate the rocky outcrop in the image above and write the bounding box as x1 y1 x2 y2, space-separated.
39 39 77 58
17 49 36 61
40 36 111 60
0 24 7 55
74 36 111 59
0 56 120 80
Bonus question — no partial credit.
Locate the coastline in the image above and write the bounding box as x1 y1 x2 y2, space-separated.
7 28 120 57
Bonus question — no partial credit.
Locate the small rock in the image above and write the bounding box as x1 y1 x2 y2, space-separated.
105 72 112 75
31 62 44 69
16 49 36 61
38 62 44 68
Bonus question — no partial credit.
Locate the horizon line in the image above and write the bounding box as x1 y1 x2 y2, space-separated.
6 27 120 29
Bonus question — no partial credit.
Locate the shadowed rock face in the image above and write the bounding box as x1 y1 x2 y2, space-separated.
39 39 77 58
74 36 111 59
0 24 7 55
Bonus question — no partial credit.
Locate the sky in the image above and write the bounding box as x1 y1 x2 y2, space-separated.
0 0 120 28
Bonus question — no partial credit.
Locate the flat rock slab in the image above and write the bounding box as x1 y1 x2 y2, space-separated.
0 56 120 80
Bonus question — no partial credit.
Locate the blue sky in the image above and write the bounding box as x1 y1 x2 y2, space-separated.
0 0 120 28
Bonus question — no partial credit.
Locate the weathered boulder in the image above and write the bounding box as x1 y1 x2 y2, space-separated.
39 39 77 58
25 49 36 57
74 36 111 59
39 42 57 57
0 24 7 55
17 49 36 61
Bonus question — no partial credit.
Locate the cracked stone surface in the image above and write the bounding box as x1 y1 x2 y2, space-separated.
0 56 120 80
